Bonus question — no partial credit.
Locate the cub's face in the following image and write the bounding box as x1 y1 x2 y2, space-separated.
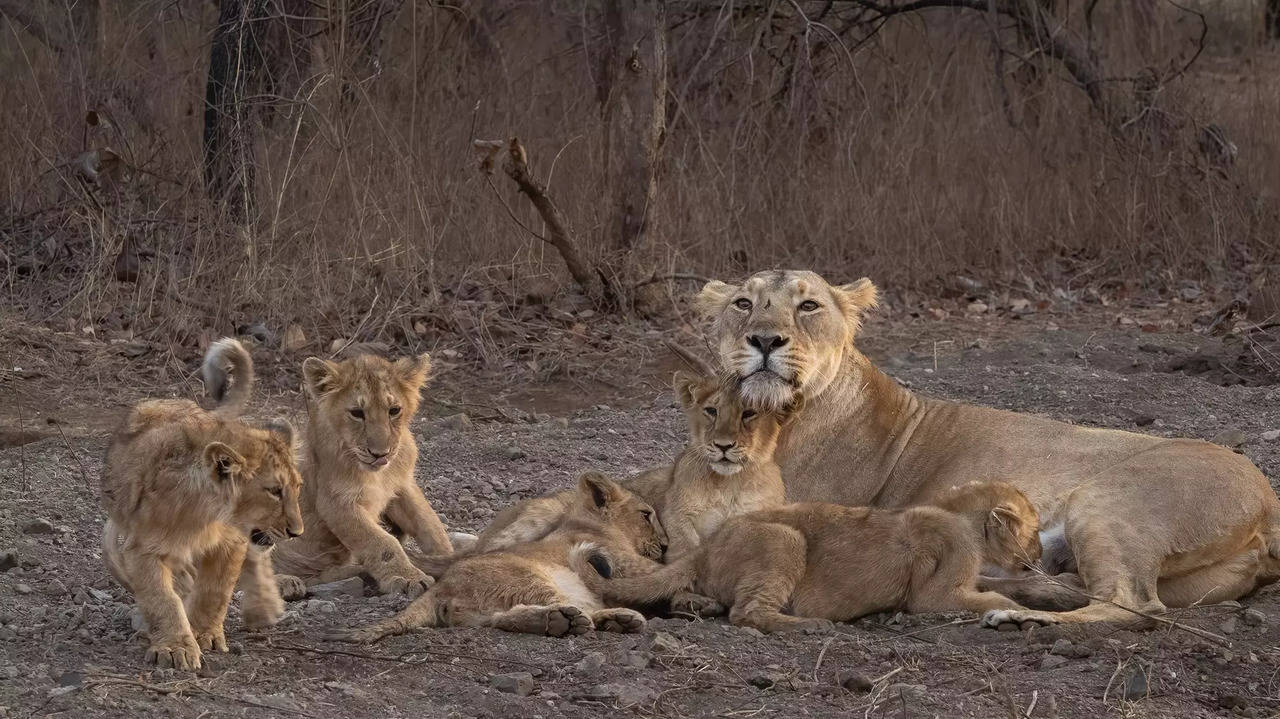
675 372 786 476
985 491 1043 574
696 270 879 410
578 472 667 560
203 421 304 547
302 352 431 472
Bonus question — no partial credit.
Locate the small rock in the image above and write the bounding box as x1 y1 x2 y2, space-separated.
574 652 606 674
1039 655 1069 670
499 446 526 461
1220 616 1238 635
615 651 651 669
1218 693 1249 711
13 584 32 595
323 681 370 700
236 323 274 345
308 576 365 599
22 519 58 535
839 673 873 693
648 631 681 654
884 684 926 701
89 588 113 602
442 413 473 431
1119 663 1149 701
1211 429 1248 448
303 599 336 614
0 551 16 572
1262 430 1280 442
491 672 535 696
580 682 657 707
1242 608 1265 626
748 670 787 690
1049 639 1074 657
593 404 612 412
967 301 989 314
995 622 1019 632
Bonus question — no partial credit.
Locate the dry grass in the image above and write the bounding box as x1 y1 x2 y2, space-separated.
1 1 1278 350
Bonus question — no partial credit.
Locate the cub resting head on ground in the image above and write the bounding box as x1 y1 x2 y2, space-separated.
272 347 454 597
327 472 667 643
100 338 304 670
573 480 1041 633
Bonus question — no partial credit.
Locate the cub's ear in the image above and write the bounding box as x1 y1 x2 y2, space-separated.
394 352 432 390
203 442 246 482
264 418 295 446
987 503 1027 535
302 357 342 399
694 280 738 317
672 371 705 409
578 471 625 511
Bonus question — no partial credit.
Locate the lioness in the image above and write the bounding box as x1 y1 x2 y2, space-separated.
697 270 1280 626
101 338 304 670
574 481 1041 632
273 350 452 596
328 472 667 642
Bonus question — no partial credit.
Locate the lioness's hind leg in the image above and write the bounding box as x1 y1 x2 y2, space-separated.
476 604 594 637
591 608 646 633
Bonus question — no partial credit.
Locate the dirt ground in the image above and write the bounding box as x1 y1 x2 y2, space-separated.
4 299 1280 719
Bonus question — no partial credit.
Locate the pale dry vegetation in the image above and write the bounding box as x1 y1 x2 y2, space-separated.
2 1 1279 353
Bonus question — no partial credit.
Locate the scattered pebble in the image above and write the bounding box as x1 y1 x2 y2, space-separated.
579 682 657 707
647 631 681 654
491 672 535 696
574 652 605 674
1261 430 1280 442
1218 693 1250 711
1039 655 1069 670
840 673 873 693
1242 608 1266 626
0 551 16 573
1119 663 1149 701
1210 429 1247 448
884 684 926 701
13 585 32 595
442 413 473 431
1220 615 1238 635
21 520 58 535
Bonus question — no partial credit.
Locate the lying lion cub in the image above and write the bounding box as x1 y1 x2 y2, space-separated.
328 472 667 643
273 348 452 596
101 338 304 670
574 481 1041 633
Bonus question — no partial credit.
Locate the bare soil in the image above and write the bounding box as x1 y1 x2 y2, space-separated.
3 302 1280 719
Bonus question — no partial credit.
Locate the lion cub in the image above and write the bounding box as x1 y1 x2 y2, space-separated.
273 349 453 596
329 472 667 643
575 481 1041 633
101 339 304 670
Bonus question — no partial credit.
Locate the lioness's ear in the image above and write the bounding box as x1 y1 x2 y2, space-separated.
302 357 342 399
837 278 879 311
264 418 295 446
694 280 737 317
578 471 623 511
203 442 246 482
394 352 432 390
672 371 703 409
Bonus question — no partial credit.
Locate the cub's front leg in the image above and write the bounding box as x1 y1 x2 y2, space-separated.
320 494 432 596
185 535 248 652
240 546 288 628
385 487 453 556
125 552 202 670
661 511 703 562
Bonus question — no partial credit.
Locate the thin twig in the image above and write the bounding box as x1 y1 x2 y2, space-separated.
51 420 91 489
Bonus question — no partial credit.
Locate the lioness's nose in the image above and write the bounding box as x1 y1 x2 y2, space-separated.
287 527 303 538
747 334 788 354
714 442 735 452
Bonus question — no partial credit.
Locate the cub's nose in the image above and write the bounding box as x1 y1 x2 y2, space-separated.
747 334 789 354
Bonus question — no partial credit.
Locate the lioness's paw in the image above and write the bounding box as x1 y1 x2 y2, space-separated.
376 568 434 597
145 635 202 670
545 605 594 637
670 591 726 618
275 574 307 602
980 609 1058 629
194 628 228 652
593 608 646 634
797 618 836 634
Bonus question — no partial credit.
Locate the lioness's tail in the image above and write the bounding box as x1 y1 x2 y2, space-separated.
569 543 698 606
202 338 254 418
324 588 443 644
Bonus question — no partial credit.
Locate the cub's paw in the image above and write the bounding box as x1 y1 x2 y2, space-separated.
980 609 1059 629
670 591 726 618
376 568 434 597
242 592 286 629
275 574 308 602
545 605 594 637
593 608 646 634
194 628 228 652
145 634 202 670
447 532 479 553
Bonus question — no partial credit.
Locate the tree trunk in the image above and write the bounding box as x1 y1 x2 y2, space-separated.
1268 0 1280 41
598 0 667 253
204 0 267 232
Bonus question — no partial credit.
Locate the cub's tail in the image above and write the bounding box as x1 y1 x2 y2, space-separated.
569 543 698 606
406 547 464 578
323 588 443 644
202 338 254 418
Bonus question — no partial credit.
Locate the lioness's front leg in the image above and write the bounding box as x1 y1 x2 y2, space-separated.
126 552 202 670
240 547 287 628
385 489 453 556
319 495 432 596
185 537 247 652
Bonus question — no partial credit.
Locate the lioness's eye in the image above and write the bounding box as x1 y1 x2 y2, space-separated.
742 409 757 421
703 407 717 418
388 406 402 418
733 298 752 311
798 299 820 312
348 408 365 420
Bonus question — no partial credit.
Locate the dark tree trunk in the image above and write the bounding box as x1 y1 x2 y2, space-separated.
1268 0 1280 41
204 0 267 229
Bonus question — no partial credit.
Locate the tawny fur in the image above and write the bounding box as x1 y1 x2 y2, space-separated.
574 481 1041 633
272 350 453 597
329 473 667 643
100 338 304 670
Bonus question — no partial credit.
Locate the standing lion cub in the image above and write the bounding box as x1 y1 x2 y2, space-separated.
272 349 453 596
101 338 304 670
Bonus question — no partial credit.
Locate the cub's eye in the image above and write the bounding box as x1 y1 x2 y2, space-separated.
741 409 757 421
798 299 821 312
733 298 752 311
388 406 402 418
703 406 717 418
268 487 283 498
640 510 653 520
348 408 365 420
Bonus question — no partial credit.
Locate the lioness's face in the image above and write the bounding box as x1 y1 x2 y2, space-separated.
675 373 785 476
205 423 304 547
697 270 878 410
302 353 431 472
578 472 668 560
